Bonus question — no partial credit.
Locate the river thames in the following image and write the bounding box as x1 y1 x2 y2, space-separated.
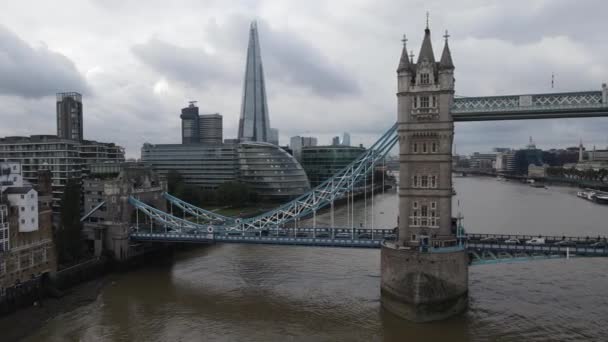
18 177 608 341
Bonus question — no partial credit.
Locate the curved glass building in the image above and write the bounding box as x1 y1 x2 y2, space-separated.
237 142 310 199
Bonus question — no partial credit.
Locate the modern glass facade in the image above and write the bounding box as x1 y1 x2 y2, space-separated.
141 143 238 189
141 142 310 199
301 146 366 187
237 142 310 199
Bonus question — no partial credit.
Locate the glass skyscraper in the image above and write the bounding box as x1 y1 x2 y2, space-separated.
238 21 274 144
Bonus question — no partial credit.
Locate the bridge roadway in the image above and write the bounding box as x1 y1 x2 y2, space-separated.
129 227 608 264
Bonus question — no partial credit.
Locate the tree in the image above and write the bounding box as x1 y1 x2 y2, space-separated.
54 179 84 264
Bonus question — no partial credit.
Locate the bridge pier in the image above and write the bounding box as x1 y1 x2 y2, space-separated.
380 244 468 322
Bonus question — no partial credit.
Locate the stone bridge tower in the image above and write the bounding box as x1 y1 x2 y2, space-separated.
380 24 468 322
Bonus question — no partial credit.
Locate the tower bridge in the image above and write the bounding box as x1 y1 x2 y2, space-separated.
123 24 608 322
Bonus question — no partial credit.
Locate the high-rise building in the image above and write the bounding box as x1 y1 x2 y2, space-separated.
332 136 341 146
289 136 318 162
301 145 365 187
0 136 124 217
199 114 223 145
342 132 351 146
269 128 279 146
56 92 83 141
238 21 272 143
181 102 200 144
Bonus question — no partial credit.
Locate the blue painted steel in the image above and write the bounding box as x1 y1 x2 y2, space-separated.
160 123 399 231
452 90 608 121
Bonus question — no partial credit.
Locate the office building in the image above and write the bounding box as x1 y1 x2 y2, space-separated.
290 136 318 162
141 142 310 199
301 145 366 187
237 142 310 199
342 132 351 146
141 143 238 189
269 128 279 146
332 136 341 146
180 102 200 144
180 102 223 145
495 151 516 173
238 21 277 143
0 136 125 215
199 114 223 145
56 92 83 141
0 163 56 297
469 152 496 170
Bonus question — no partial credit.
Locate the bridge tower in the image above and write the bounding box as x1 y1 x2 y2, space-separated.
380 24 468 322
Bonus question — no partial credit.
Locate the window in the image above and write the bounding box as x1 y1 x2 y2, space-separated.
413 201 418 209
21 207 25 212
421 176 428 188
420 96 430 108
432 96 437 107
431 201 437 209
420 73 430 85
21 219 25 224
421 205 428 218
413 97 418 108
422 143 427 153
20 195 24 199
431 176 436 188
413 143 418 153
413 176 418 187
431 142 437 153
31 206 34 211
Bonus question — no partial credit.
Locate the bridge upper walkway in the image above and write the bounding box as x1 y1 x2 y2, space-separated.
452 89 608 121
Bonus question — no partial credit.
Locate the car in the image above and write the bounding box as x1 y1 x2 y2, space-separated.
554 240 577 247
315 232 330 238
384 234 397 241
295 232 308 238
358 233 372 239
277 230 288 236
335 232 351 239
525 237 546 245
227 231 242 236
590 241 608 248
504 238 520 244
480 237 498 243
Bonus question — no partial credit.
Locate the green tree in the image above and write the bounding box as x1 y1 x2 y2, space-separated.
55 179 84 265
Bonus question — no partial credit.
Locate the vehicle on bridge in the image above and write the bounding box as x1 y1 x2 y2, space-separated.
525 237 545 245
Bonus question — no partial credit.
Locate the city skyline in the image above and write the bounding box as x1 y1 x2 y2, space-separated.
1 1 607 158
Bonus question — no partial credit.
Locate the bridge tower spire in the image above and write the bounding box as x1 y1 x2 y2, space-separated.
381 23 468 323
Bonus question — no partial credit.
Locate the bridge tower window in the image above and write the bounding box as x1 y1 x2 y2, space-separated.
413 175 419 187
413 143 418 153
431 142 437 153
420 96 430 108
432 96 437 107
431 175 436 188
422 143 427 153
421 176 428 188
420 73 430 85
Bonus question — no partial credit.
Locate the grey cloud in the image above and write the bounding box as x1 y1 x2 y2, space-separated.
0 25 89 98
131 38 237 88
255 21 360 97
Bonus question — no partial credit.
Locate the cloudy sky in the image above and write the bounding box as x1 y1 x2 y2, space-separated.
1 0 607 158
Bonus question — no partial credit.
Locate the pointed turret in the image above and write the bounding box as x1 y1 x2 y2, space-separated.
439 31 454 70
416 27 436 65
397 35 412 73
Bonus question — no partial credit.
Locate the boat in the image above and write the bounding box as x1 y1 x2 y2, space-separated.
594 191 608 205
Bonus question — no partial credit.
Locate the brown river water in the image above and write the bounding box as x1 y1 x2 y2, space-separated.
15 177 608 341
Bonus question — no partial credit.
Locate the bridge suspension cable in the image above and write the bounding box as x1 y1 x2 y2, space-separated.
160 123 398 231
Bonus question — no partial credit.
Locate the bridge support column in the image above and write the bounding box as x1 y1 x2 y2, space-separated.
380 244 468 322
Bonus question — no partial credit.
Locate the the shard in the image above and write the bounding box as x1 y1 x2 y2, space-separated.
238 21 272 143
